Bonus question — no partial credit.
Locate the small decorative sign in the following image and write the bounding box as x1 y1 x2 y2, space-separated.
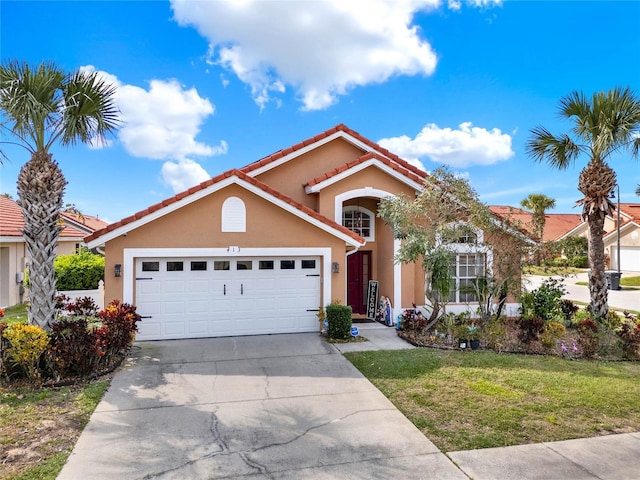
351 326 359 337
366 280 379 320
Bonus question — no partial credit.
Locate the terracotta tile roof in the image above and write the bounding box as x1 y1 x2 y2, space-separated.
60 212 109 232
0 196 101 239
619 203 640 222
240 123 428 180
0 196 24 237
84 169 365 245
305 152 426 189
488 206 582 242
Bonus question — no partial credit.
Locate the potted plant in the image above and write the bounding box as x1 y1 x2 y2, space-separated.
454 324 469 350
467 324 482 350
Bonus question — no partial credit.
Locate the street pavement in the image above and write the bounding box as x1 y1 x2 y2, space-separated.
524 271 640 312
58 323 640 479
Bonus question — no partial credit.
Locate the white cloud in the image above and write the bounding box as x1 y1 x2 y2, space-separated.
171 0 442 111
378 122 514 169
161 158 212 193
80 65 224 161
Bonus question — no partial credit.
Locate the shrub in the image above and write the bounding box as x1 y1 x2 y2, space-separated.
54 248 105 290
520 278 566 322
517 316 544 346
559 299 579 325
486 316 508 352
47 318 100 379
2 323 50 381
97 300 142 361
570 255 588 268
326 303 352 340
617 321 640 360
540 321 566 351
576 318 599 359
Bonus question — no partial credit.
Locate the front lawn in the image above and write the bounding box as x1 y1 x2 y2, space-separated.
621 276 640 287
1 304 28 325
345 348 640 452
0 380 109 480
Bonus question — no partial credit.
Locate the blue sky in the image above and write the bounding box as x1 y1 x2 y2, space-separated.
1 0 639 224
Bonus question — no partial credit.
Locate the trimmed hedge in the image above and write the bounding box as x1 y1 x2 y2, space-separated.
55 248 105 290
326 304 352 340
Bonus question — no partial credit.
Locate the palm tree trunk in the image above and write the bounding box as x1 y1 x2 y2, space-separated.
17 152 67 330
586 213 608 319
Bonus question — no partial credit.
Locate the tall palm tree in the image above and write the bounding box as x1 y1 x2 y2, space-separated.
0 60 119 328
527 87 640 318
520 193 556 264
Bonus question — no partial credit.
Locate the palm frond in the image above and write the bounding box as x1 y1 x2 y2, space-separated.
56 69 120 148
0 60 65 152
526 126 582 169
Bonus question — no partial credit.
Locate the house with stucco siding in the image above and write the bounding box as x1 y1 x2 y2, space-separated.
86 124 525 341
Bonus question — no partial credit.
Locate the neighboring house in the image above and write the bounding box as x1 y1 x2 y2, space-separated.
86 124 524 341
0 196 108 307
489 206 582 243
559 203 640 272
490 204 640 272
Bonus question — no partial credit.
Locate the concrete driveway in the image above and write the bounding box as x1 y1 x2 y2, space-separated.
58 333 466 479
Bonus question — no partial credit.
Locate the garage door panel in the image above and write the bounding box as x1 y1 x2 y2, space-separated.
135 256 321 340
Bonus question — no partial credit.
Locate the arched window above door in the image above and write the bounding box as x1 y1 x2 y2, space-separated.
342 206 375 241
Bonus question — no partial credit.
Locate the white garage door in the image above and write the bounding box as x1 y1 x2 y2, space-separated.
620 247 640 272
135 257 321 340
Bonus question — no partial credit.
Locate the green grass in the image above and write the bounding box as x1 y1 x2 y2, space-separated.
345 349 640 452
524 266 584 276
621 276 640 287
1 304 28 325
0 380 110 480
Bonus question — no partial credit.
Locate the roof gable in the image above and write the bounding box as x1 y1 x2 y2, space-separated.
240 124 427 181
304 152 425 194
85 169 365 248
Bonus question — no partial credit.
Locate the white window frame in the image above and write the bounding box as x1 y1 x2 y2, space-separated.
342 205 375 241
438 223 493 304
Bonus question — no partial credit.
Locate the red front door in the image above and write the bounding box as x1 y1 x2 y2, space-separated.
347 251 371 315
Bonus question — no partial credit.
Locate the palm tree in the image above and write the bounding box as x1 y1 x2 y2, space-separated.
520 193 556 264
636 184 640 196
0 60 119 329
527 87 640 318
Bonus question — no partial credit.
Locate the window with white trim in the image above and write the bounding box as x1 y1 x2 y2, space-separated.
342 206 374 240
447 253 486 303
221 197 246 232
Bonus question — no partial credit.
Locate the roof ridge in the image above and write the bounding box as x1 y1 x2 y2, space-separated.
85 168 364 245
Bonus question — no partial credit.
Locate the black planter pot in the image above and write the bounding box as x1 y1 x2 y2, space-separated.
470 340 481 350
458 339 469 350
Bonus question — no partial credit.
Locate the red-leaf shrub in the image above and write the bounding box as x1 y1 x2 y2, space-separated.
576 318 600 359
617 321 640 360
47 318 100 379
97 300 142 356
517 316 544 345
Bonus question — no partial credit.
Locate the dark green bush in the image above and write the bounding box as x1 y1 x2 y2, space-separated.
326 304 352 340
570 255 588 268
55 248 105 290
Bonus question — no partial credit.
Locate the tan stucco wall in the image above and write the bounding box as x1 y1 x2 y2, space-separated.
102 184 348 304
0 242 27 307
254 138 367 208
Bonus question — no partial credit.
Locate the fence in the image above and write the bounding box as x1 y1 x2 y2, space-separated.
57 280 105 310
